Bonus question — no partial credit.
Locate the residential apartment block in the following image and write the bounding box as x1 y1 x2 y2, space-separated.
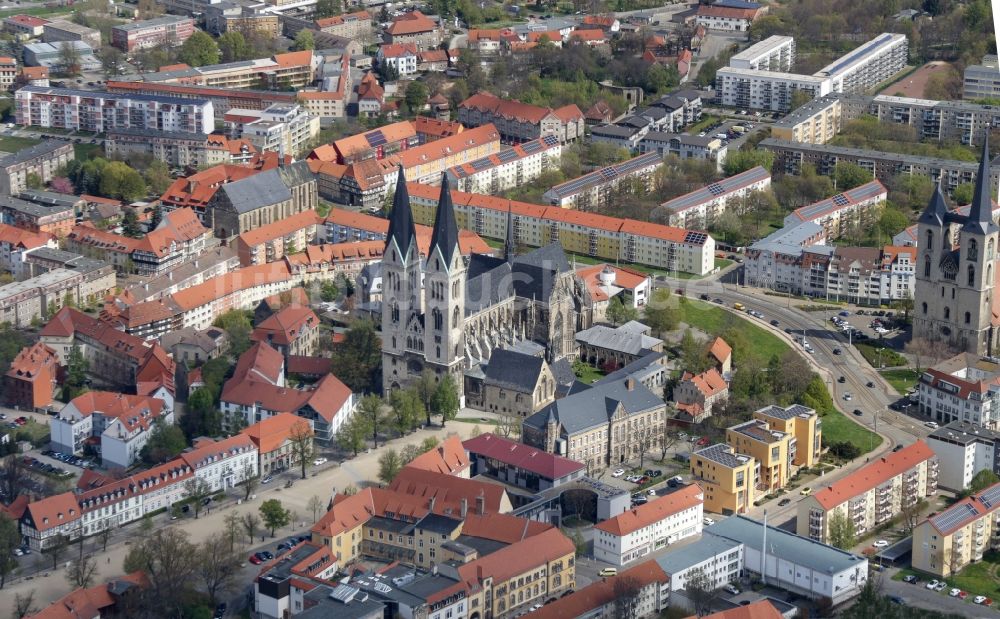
105 129 258 168
525 560 670 619
383 10 440 49
134 50 315 91
249 305 321 357
716 68 832 113
814 33 908 94
405 182 717 275
0 139 73 196
2 341 58 410
542 152 662 209
695 0 766 32
797 440 937 543
771 94 849 144
593 484 704 566
638 133 727 170
729 35 795 71
234 208 321 266
0 194 74 238
281 10 372 41
242 412 313 476
927 421 1000 492
784 180 887 239
867 94 1000 146
0 223 61 279
447 134 562 195
224 104 319 157
690 443 757 515
753 404 822 468
42 19 101 49
377 43 418 76
726 419 795 494
912 481 1000 577
107 80 298 120
918 353 1000 429
657 165 771 229
111 15 195 52
0 262 116 329
458 91 584 144
964 55 1000 100
3 14 48 39
15 86 214 135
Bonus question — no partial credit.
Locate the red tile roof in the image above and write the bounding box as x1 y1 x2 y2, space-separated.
389 467 508 513
390 124 500 170
709 337 732 365
65 391 166 434
242 412 311 454
685 600 784 619
462 432 585 480
460 91 577 125
386 10 437 35
455 527 573 587
575 263 649 302
594 485 703 536
24 492 80 533
231 341 285 385
5 342 58 382
524 559 667 619
0 223 54 249
26 572 148 619
813 440 935 510
6 14 48 26
222 372 351 424
682 367 728 398
315 9 370 27
286 355 332 376
251 306 320 347
170 262 293 311
696 4 763 20
156 207 210 243
404 435 470 476
379 42 418 58
180 434 256 470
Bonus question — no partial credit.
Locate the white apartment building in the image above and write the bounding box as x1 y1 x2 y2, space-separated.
919 353 1000 430
653 535 744 610
446 135 562 195
716 68 832 113
180 434 259 492
814 33 908 95
868 94 1000 146
797 440 937 544
927 421 1000 492
729 35 796 72
783 180 887 240
639 133 728 170
225 104 319 158
15 86 214 134
658 165 771 229
377 43 418 76
964 55 1000 100
543 152 663 209
593 485 704 566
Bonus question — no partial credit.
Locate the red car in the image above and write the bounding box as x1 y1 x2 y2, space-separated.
959 591 969 600
696 437 710 446
986 599 994 607
248 554 264 565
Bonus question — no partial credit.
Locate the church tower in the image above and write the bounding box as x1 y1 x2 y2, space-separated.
382 168 422 393
913 136 999 355
423 173 467 386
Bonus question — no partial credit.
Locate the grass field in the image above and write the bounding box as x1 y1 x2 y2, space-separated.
688 115 721 134
574 363 605 384
880 368 920 395
895 551 1000 599
677 299 788 364
821 407 882 452
856 342 907 368
0 135 41 153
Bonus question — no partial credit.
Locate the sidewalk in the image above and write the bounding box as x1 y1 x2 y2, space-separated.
3 420 483 607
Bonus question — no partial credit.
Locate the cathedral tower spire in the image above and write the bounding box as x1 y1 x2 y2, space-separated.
964 134 999 235
385 167 417 263
504 201 515 263
429 173 460 269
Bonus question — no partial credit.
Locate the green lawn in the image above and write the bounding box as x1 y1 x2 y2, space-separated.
856 342 907 368
821 407 882 452
74 142 104 161
895 551 1000 599
677 299 788 364
688 115 721 134
880 368 920 395
0 135 41 153
574 363 605 384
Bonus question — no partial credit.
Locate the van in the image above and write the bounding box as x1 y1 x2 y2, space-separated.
732 126 747 134
733 303 744 311
715 133 728 140
599 568 618 577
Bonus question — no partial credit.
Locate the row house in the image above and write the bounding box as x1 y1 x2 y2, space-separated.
0 195 74 238
0 263 116 329
458 91 584 144
135 50 315 91
447 135 562 195
242 412 312 476
281 10 372 42
107 80 298 121
797 440 937 543
542 152 662 210
110 15 195 52
783 180 887 241
65 224 182 276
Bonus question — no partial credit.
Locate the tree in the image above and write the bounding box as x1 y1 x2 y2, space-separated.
182 387 222 440
293 29 315 51
120 208 142 238
493 408 521 440
307 494 325 523
64 343 89 400
378 448 402 484
414 371 437 427
259 499 291 537
241 461 258 501
684 567 716 616
218 31 251 63
432 375 460 427
659 425 679 461
835 162 874 191
643 288 679 334
315 0 342 17
97 45 125 76
65 552 98 589
390 388 422 435
97 520 113 552
289 419 315 480
357 394 385 448
827 510 856 550
605 296 638 326
12 592 37 619
336 414 368 457
952 182 975 205
723 149 774 176
140 419 187 464
329 318 382 392
878 207 909 238
100 162 147 202
46 533 70 570
25 172 42 190
213 310 252 356
320 280 339 302
58 42 82 75
49 177 74 194
178 31 220 67
970 469 1000 494
144 164 172 198
0 514 19 589
184 477 212 519
197 536 242 606
123 529 197 618
405 81 429 113
612 575 642 619
470 424 482 438
242 512 260 545
400 443 423 465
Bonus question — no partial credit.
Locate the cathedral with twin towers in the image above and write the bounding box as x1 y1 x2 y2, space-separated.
380 170 593 397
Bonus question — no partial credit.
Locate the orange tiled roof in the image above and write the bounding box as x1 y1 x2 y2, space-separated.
238 209 321 247
570 29 606 42
380 42 418 58
386 10 436 35
456 527 573 587
709 337 732 365
170 262 293 311
222 372 351 424
273 50 313 67
180 433 256 470
813 440 935 510
697 4 763 19
24 492 80 533
26 572 149 619
250 306 319 347
315 9 370 27
330 120 416 162
524 560 667 619
389 467 508 514
325 208 390 234
0 223 53 249
20 66 49 79
682 367 728 398
390 123 499 169
594 485 703 536
231 340 285 385
418 49 448 63
684 600 784 619
242 412 310 454
403 435 470 475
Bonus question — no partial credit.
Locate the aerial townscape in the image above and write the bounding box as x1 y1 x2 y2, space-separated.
0 0 996 617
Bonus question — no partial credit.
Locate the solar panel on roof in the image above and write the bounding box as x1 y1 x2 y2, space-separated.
367 130 387 147
470 158 492 171
600 168 616 181
980 484 1000 509
497 149 518 163
521 140 542 154
832 194 850 207
685 232 707 244
931 503 980 534
542 134 559 146
708 183 724 196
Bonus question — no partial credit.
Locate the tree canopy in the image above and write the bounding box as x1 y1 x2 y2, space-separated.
178 31 221 67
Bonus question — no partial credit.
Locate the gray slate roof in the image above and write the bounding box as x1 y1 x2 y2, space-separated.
482 349 544 392
0 139 70 167
219 169 292 213
524 377 663 435
575 323 661 356
511 242 571 300
654 535 742 575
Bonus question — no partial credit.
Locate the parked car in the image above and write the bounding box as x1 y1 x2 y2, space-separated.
889 596 905 605
873 540 889 548
949 588 961 597
703 517 715 525
934 582 947 592
902 574 919 584
926 580 940 590
975 596 989 604
599 568 618 577
612 469 625 478
925 422 939 429
313 457 328 466
800 487 812 496
838 376 846 383
248 553 264 565
778 498 791 507
724 584 741 595
261 475 274 484
853 409 863 416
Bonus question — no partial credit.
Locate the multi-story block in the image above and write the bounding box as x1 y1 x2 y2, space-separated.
964 55 1000 100
225 104 319 157
593 485 704 566
797 440 937 543
105 129 258 168
918 354 1000 429
542 152 662 210
108 80 299 120
0 195 75 238
0 264 116 329
523 377 666 475
111 15 195 52
15 86 214 134
690 443 757 515
235 208 321 266
658 165 771 229
730 35 795 71
42 19 101 49
250 305 321 357
524 560 669 619
180 433 258 493
639 133 727 170
463 432 585 492
405 182 716 275
672 368 728 422
458 91 584 144
135 50 314 90
813 32 908 95
0 56 16 92
241 412 313 476
282 10 372 41
726 419 794 494
447 135 562 195
867 94 1000 146
695 0 766 31
253 541 340 619
716 68 832 113
0 139 74 197
0 222 55 276
3 14 48 39
771 94 849 144
377 43 418 76
753 404 822 468
383 10 440 50
2 341 58 410
784 180 887 239
912 481 1000 577
927 421 1000 492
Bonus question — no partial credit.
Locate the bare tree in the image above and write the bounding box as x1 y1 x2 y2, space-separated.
46 534 69 570
289 420 315 480
637 429 655 469
241 462 258 501
183 478 211 519
0 455 28 501
65 553 98 588
223 511 242 553
612 575 643 619
197 536 242 606
906 337 943 375
659 425 679 461
493 408 521 440
12 591 36 619
122 529 197 619
242 512 261 545
97 521 113 552
685 568 717 617
307 495 325 523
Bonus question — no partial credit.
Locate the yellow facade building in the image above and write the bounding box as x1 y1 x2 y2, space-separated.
726 419 793 494
912 481 1000 577
690 443 757 515
753 404 822 468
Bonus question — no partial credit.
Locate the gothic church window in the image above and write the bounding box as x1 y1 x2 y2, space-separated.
970 239 978 260
927 230 933 249
969 265 976 287
924 256 931 277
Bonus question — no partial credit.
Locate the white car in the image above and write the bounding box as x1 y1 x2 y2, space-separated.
975 596 988 604
843 393 853 401
934 582 947 592
925 421 939 429
703 517 715 525
612 469 625 478
313 457 328 466
872 540 889 548
724 584 740 595
647 488 656 496
926 580 940 590
949 588 961 597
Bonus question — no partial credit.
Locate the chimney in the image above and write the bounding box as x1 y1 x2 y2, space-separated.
476 495 485 516
428 496 436 511
626 377 635 391
460 497 468 519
